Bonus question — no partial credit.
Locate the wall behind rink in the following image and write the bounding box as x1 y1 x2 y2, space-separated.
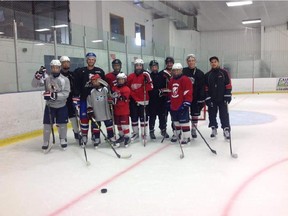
0 77 287 140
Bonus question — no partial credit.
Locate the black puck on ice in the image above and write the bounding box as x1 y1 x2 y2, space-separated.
101 188 107 193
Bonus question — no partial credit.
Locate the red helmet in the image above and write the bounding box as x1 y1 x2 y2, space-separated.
90 74 101 81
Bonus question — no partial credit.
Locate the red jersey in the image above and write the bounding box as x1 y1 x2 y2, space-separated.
105 72 118 89
127 71 153 105
112 85 131 116
168 75 193 111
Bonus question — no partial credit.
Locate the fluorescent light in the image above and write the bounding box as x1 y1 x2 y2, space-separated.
0 32 4 35
35 28 50 32
226 1 253 7
91 40 103 43
35 43 45 46
242 19 261 24
51 24 68 28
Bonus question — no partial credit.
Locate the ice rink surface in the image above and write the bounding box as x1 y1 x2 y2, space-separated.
0 93 288 216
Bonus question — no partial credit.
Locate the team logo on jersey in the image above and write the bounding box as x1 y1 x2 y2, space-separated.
171 83 179 98
131 83 142 90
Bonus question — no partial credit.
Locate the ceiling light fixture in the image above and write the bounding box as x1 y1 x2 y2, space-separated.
35 28 50 32
226 1 253 7
91 40 103 43
0 32 4 35
242 19 261 24
51 24 68 28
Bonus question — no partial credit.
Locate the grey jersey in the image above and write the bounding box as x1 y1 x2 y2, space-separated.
32 73 70 108
87 87 111 121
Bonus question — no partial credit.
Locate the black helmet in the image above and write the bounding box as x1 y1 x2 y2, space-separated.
165 57 174 64
149 60 159 68
112 59 122 66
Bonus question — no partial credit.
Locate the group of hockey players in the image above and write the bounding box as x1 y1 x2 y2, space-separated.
32 52 232 151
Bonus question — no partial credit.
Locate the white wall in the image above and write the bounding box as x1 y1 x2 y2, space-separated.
1 78 286 140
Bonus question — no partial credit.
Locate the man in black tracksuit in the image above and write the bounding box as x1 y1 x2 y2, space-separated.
204 56 232 139
148 60 170 139
182 54 205 139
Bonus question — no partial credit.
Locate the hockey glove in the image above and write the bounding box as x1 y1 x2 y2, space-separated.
72 97 80 108
43 91 57 101
119 95 127 101
143 71 151 83
197 100 205 111
224 94 232 104
178 101 191 112
87 107 95 120
34 72 43 80
159 88 171 97
205 97 213 108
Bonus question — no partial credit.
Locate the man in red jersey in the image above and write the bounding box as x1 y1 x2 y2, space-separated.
127 58 153 142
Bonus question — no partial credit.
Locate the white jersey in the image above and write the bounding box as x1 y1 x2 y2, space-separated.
87 87 111 121
31 73 70 108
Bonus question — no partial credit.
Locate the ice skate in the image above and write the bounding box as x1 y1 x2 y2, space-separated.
210 127 217 138
124 136 131 148
223 127 230 140
81 135 87 147
191 128 197 138
161 129 169 138
149 130 156 139
131 132 139 141
60 139 68 150
93 138 101 148
180 138 190 146
113 136 124 148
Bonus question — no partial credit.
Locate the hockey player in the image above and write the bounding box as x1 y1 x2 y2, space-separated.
159 57 174 76
59 56 80 141
127 58 153 142
73 52 105 146
168 63 193 145
105 59 122 89
32 60 70 150
86 74 116 148
182 54 205 138
147 60 169 140
111 73 131 147
204 56 232 139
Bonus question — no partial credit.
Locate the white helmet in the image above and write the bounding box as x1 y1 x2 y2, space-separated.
172 63 183 70
60 56 70 62
134 58 144 65
116 73 127 79
186 54 196 61
50 59 61 67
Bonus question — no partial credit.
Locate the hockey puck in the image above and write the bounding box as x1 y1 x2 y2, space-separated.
101 188 107 193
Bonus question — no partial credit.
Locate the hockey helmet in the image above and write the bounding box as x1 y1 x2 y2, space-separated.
186 54 196 61
59 56 70 62
172 63 183 70
90 74 101 81
50 59 61 67
116 73 127 80
112 59 122 66
149 60 159 68
134 58 144 65
165 57 174 64
86 52 96 59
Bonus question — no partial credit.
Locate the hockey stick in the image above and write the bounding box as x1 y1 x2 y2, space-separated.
75 107 90 166
143 77 147 147
226 103 238 159
192 123 217 155
42 68 55 154
176 129 184 159
91 117 132 159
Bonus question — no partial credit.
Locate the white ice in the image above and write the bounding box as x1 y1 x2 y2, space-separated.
0 93 288 216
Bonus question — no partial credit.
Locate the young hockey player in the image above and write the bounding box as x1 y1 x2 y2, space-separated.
147 60 169 140
182 54 205 139
127 58 153 143
86 74 116 148
105 59 122 89
168 63 193 145
205 56 232 139
73 52 106 145
111 73 131 147
59 56 80 142
32 60 70 150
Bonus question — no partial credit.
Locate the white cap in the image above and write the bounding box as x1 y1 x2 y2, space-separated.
60 56 70 62
186 54 196 61
134 58 144 65
172 63 183 70
50 59 61 67
116 73 127 79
